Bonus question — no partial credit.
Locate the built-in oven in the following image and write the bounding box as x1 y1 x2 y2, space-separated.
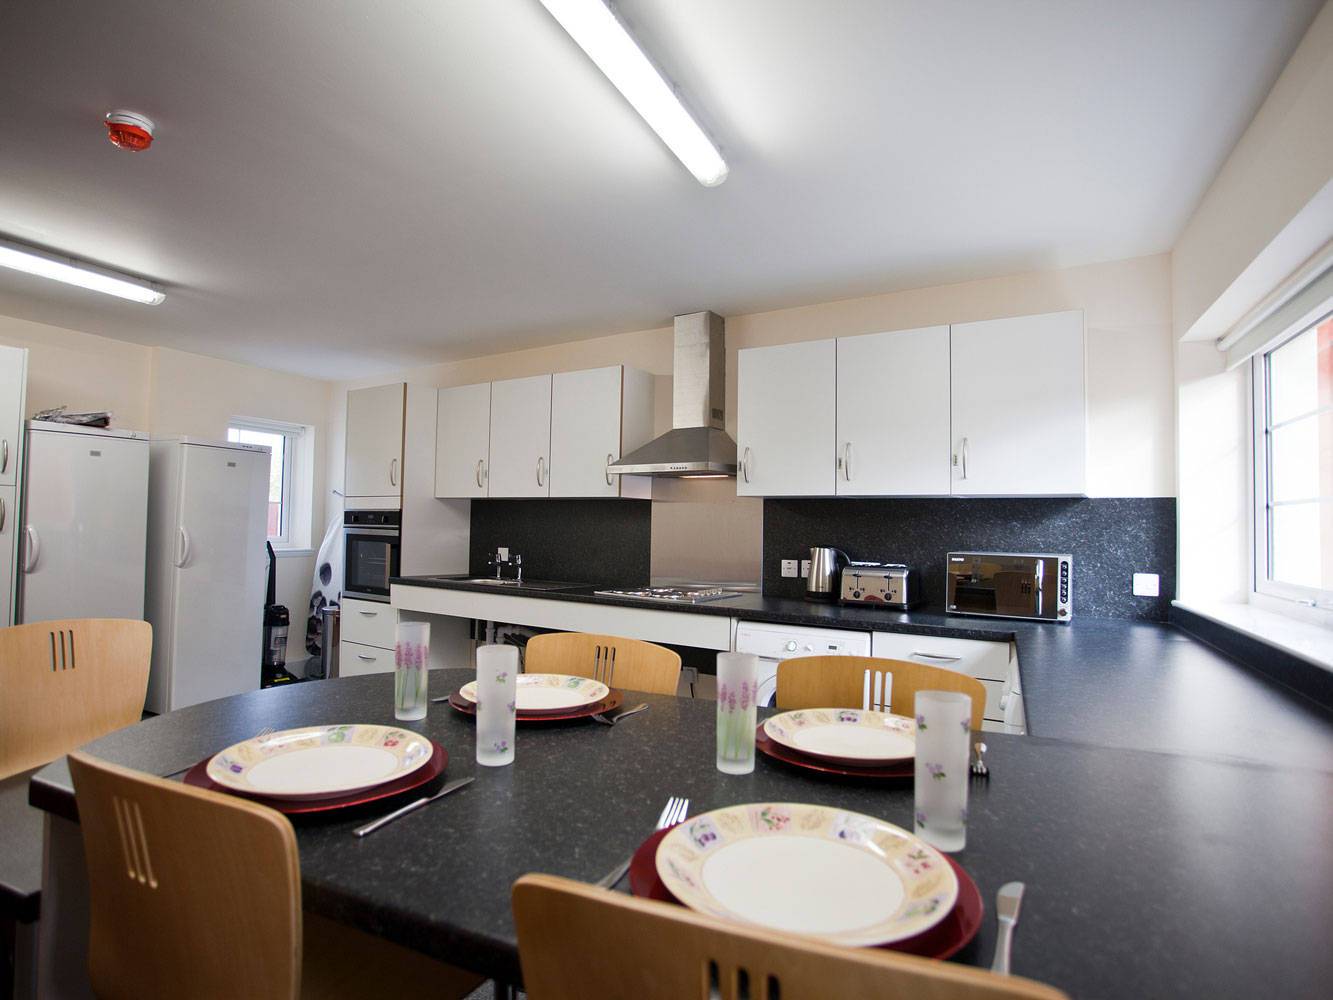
343 509 401 603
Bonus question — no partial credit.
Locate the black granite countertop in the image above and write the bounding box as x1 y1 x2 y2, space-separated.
24 670 1333 999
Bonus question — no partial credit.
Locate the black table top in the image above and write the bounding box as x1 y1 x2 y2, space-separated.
24 668 1333 998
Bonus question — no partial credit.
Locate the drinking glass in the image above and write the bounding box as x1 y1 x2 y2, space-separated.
716 652 758 774
913 690 971 851
475 643 517 767
393 621 429 721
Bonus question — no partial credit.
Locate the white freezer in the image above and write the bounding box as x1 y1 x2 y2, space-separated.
144 437 271 714
18 421 150 624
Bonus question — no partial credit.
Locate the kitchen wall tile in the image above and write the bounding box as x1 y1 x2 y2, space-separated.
469 499 650 586
763 497 1177 621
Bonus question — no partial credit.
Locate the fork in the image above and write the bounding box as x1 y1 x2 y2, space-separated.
162 726 274 780
595 795 689 889
592 703 648 726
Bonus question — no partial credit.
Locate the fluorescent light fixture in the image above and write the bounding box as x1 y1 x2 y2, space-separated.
538 0 728 187
0 237 165 305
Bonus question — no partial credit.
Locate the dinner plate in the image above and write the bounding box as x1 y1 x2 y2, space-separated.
457 673 611 714
447 687 624 721
655 802 958 947
184 739 449 815
205 724 433 800
629 826 982 959
764 708 916 765
756 722 912 778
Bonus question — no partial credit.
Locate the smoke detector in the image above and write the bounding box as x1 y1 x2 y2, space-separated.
104 110 155 151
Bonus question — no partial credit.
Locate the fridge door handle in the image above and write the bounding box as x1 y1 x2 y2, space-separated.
176 526 193 568
23 525 38 572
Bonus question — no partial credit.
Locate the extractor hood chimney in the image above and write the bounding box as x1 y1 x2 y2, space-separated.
607 310 737 477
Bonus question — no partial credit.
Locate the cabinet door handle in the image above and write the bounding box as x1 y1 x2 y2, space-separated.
0 496 5 532
176 527 192 568
390 458 399 487
912 650 962 662
605 453 615 487
1 438 7 474
842 442 852 481
23 525 39 572
741 446 751 484
476 459 485 489
357 609 379 616
536 456 545 487
357 653 377 661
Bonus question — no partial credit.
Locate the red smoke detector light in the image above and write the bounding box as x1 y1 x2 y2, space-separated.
104 110 155 151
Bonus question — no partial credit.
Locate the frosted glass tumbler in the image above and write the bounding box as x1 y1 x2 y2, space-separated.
716 652 758 774
393 621 430 721
475 643 518 767
913 690 971 852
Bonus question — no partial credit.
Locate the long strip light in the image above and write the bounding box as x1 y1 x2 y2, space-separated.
0 237 165 305
537 0 728 187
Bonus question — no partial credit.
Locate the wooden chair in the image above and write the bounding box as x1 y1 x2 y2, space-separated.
66 750 484 1000
512 872 1069 1000
0 619 153 780
524 631 682 695
776 655 988 731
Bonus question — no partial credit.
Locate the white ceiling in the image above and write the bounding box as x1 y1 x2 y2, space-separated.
0 0 1322 381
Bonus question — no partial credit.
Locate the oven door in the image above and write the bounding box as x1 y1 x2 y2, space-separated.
343 521 400 603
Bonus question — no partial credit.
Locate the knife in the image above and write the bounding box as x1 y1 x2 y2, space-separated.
352 776 475 838
990 881 1025 974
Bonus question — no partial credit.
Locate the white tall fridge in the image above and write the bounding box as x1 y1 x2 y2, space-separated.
18 420 150 624
144 436 271 714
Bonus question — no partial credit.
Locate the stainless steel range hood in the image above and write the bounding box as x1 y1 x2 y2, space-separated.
607 310 737 477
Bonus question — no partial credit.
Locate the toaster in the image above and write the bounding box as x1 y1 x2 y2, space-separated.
840 563 920 608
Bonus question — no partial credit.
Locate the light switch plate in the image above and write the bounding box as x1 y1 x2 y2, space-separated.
781 559 798 578
800 559 811 578
1133 572 1160 597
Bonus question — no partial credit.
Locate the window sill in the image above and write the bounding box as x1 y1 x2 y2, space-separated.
1171 599 1333 674
269 547 315 559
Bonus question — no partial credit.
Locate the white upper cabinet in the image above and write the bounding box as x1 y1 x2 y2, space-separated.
488 375 553 498
737 340 836 496
0 344 27 490
836 326 951 495
434 383 492 499
950 310 1085 496
345 383 405 504
550 366 654 499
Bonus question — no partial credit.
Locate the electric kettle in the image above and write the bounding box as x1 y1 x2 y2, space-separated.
806 546 849 602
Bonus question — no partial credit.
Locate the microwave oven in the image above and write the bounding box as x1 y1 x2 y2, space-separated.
946 551 1072 622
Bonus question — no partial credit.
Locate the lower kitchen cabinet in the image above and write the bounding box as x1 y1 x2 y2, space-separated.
339 597 396 675
870 630 1021 732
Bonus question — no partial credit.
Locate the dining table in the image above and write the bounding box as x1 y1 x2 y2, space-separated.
25 666 1333 999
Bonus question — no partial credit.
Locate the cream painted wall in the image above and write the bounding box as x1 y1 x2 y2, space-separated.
0 319 335 651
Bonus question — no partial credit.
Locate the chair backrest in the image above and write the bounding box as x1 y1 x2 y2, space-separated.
524 631 682 695
512 872 1069 1000
67 749 303 1000
0 618 152 779
775 655 987 730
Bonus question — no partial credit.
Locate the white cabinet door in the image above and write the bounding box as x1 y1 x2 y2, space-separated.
0 345 26 490
345 383 405 501
0 484 15 626
737 340 836 496
435 383 492 498
550 366 628 498
950 310 1086 496
836 326 951 495
488 375 552 498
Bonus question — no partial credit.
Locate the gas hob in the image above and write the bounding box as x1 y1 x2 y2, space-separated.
593 587 743 604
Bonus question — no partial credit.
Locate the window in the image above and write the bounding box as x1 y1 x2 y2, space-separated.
227 417 309 548
1254 306 1333 606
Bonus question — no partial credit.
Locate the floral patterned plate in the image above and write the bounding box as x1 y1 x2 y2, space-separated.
655 802 958 947
763 708 916 765
457 673 610 714
205 724 433 800
756 723 912 778
447 687 623 721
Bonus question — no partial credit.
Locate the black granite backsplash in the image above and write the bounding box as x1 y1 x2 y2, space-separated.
469 498 651 587
763 497 1177 621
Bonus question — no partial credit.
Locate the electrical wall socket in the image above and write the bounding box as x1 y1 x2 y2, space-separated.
800 559 811 578
681 667 699 685
781 559 798 578
1132 572 1160 597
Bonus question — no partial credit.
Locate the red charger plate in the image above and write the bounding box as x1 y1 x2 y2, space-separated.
756 721 914 778
628 826 982 959
183 739 449 815
447 688 624 721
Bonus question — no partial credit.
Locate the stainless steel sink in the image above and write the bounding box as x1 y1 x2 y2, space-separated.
425 576 585 592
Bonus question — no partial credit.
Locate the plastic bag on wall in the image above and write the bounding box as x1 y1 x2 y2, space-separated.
306 512 344 656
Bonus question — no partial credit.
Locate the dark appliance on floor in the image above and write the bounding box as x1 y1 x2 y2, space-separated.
262 541 299 687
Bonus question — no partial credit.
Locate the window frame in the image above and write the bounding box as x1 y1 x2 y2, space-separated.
227 416 305 548
1250 304 1333 609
